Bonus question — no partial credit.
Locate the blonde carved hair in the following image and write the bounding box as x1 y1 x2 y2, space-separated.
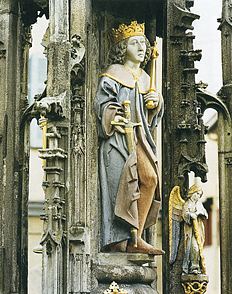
186 184 203 199
107 37 151 69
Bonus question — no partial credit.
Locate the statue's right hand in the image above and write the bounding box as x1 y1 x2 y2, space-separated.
112 115 128 133
114 115 128 124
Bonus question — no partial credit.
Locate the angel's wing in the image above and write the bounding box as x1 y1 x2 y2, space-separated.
169 186 185 264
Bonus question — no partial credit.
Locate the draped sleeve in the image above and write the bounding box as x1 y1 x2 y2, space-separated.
94 76 123 138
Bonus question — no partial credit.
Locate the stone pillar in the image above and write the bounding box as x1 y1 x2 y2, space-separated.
0 1 31 293
68 1 93 292
217 1 232 292
35 0 72 293
162 0 208 293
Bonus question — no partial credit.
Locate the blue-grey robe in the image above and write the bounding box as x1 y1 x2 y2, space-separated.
94 64 163 249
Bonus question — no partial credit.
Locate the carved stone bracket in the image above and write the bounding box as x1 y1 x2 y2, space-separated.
173 2 200 32
178 153 208 182
35 92 68 118
180 49 202 62
197 87 230 120
181 274 209 294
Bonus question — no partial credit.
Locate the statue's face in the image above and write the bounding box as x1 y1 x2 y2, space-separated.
191 191 202 202
125 36 146 64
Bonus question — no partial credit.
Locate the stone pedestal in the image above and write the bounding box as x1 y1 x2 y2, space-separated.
91 253 160 294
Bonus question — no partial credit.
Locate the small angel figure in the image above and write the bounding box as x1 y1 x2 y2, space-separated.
169 185 208 275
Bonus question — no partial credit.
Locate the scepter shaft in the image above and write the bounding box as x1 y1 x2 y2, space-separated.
146 41 159 109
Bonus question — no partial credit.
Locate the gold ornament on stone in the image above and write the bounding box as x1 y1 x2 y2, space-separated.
104 281 128 294
109 21 145 46
182 281 208 294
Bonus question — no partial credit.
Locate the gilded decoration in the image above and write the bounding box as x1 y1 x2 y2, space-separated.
109 21 145 46
182 281 208 294
104 281 128 294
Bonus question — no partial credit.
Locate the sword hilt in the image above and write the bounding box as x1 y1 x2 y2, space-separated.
122 100 131 121
111 100 142 129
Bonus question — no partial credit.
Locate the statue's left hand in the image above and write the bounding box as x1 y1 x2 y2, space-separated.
144 91 159 109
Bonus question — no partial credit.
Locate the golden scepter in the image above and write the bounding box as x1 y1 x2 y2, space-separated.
111 100 142 247
146 41 159 109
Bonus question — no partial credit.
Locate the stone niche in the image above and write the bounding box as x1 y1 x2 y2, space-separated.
88 1 164 293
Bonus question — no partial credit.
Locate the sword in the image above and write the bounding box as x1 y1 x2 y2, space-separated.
111 100 142 247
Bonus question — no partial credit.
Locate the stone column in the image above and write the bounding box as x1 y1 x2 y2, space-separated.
68 1 93 292
0 1 31 293
162 0 208 293
217 1 232 292
36 0 72 293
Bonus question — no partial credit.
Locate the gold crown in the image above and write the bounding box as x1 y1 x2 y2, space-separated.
109 21 145 46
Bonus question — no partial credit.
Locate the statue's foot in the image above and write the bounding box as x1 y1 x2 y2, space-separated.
126 237 165 255
101 240 128 252
189 267 201 275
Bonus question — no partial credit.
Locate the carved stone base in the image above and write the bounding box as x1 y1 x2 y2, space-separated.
93 283 158 294
181 274 209 294
91 253 159 294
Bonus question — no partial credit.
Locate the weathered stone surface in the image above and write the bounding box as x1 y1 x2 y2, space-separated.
181 274 209 283
98 252 156 266
92 264 157 284
161 0 212 293
0 1 33 293
217 3 232 293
